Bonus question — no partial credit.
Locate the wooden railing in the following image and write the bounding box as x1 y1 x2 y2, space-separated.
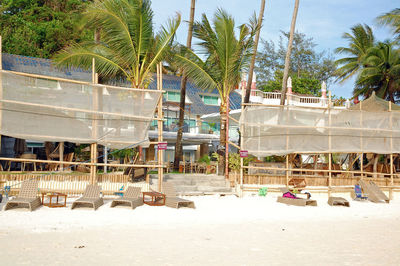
0 173 151 196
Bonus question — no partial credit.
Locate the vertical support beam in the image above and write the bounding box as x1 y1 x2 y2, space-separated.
157 63 164 192
90 57 98 184
0 35 3 154
104 146 108 174
389 101 394 200
59 142 64 171
239 88 244 196
285 105 290 186
328 90 332 197
360 101 363 180
286 155 289 187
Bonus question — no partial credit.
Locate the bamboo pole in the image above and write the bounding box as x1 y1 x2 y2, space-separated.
360 101 363 180
239 89 244 196
389 101 394 199
0 35 2 155
328 91 332 197
59 142 64 171
157 63 164 192
90 58 98 184
286 155 289 187
0 157 164 168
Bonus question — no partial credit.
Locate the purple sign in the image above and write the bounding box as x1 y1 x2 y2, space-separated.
158 142 168 150
240 150 248 158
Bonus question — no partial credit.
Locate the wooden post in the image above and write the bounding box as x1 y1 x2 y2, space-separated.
59 142 64 171
239 87 244 196
157 63 164 192
90 57 98 184
328 90 332 197
104 146 108 174
286 155 289 187
360 101 363 180
389 101 394 199
0 35 2 154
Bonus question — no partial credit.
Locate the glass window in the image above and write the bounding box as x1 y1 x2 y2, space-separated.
165 91 180 102
201 95 219 105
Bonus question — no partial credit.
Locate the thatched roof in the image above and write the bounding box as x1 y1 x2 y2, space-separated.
349 92 400 112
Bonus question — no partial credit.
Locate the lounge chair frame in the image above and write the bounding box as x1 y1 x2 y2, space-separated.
110 186 143 209
162 182 195 209
3 179 41 211
71 184 104 210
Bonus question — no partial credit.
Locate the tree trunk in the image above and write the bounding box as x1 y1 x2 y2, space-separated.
218 103 227 175
280 0 300 105
244 0 266 104
173 0 196 170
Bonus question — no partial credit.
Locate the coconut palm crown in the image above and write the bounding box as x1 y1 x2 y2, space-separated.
377 8 400 38
54 0 180 89
174 9 256 174
355 41 400 102
175 9 256 111
334 24 375 83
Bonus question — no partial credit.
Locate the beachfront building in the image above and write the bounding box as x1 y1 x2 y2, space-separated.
0 53 243 165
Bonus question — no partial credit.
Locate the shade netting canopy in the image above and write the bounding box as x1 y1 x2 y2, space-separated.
240 95 400 156
0 70 162 148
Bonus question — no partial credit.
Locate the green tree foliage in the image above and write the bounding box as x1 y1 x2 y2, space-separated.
334 24 375 82
255 32 336 96
54 0 180 89
355 42 400 101
174 9 257 174
0 0 93 58
377 8 400 39
335 21 400 102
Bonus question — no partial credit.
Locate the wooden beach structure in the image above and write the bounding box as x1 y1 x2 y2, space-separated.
237 90 400 199
0 36 166 195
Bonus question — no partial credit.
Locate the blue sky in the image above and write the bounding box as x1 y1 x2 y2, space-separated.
152 0 399 98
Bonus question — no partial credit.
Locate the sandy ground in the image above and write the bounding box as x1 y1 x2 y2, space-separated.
0 194 399 266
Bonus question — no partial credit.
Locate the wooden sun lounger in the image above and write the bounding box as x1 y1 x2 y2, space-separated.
359 180 389 203
71 184 104 210
162 182 195 209
277 187 317 206
110 186 144 209
3 179 41 211
277 196 317 206
328 196 350 207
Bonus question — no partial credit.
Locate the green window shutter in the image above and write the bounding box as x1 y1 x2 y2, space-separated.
202 95 218 105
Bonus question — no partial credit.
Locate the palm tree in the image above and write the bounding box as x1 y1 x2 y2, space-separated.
54 0 180 89
377 8 400 38
334 24 375 83
244 0 266 104
355 42 400 102
174 0 196 171
280 0 300 105
175 9 256 174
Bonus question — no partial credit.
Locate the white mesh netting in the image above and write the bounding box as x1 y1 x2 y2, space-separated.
0 71 162 148
240 105 400 156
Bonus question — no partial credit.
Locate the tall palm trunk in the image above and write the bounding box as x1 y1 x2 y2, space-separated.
218 101 227 175
174 0 196 170
244 0 266 104
280 0 300 105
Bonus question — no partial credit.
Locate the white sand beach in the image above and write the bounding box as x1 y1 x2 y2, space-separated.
1 194 400 265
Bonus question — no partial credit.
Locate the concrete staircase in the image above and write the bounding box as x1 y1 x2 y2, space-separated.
149 174 234 196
